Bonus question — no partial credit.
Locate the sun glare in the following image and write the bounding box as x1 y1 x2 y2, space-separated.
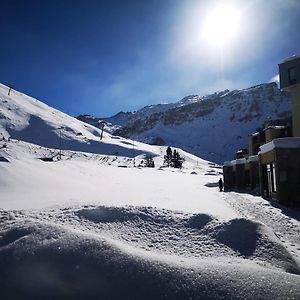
203 5 240 47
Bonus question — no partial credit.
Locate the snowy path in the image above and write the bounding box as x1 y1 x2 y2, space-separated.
223 192 300 262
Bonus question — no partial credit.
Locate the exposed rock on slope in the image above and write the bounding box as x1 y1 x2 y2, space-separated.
82 83 291 164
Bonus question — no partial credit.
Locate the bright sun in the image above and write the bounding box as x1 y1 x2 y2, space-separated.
203 5 240 47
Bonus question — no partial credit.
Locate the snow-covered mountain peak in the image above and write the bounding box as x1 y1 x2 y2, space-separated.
80 82 291 164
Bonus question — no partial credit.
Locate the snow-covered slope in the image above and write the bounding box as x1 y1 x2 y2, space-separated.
0 83 299 299
0 83 158 158
85 83 291 164
1 139 300 299
76 113 123 134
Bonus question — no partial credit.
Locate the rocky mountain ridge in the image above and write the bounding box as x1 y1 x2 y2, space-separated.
77 82 292 164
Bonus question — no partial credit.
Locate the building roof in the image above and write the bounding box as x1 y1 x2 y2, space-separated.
236 158 247 165
248 155 259 162
263 125 286 131
259 137 300 154
280 54 300 64
224 155 257 166
251 131 264 137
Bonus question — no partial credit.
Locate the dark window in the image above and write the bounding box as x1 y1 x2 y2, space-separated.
267 163 277 194
288 67 297 85
272 163 277 192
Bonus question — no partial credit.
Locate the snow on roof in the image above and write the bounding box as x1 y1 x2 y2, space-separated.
281 54 300 64
224 156 258 166
236 149 244 153
259 137 300 154
264 125 286 131
224 158 247 166
248 155 259 162
236 158 247 165
251 132 261 137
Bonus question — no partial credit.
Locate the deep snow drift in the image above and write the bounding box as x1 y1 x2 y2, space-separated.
0 84 300 299
1 210 299 300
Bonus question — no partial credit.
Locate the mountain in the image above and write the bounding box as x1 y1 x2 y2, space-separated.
77 111 134 134
79 83 291 164
0 83 158 158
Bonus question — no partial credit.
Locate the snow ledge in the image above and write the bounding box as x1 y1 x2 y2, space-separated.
259 137 300 154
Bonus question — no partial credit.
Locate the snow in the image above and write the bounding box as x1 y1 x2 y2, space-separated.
252 132 260 136
223 161 233 166
264 125 287 130
223 158 246 166
1 215 299 299
109 82 291 164
1 84 300 299
259 137 300 154
224 156 258 166
248 155 259 162
0 83 159 158
1 139 300 299
0 140 233 219
281 54 300 63
235 158 247 165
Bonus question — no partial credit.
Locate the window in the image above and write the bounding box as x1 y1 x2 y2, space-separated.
267 163 277 194
272 163 277 192
288 67 297 85
267 164 272 195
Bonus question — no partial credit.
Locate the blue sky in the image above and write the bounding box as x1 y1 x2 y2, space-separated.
0 0 300 117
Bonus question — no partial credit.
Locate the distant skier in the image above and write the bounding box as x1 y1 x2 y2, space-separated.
218 178 223 192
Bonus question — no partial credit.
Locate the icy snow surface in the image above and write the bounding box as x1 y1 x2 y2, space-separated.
0 84 300 299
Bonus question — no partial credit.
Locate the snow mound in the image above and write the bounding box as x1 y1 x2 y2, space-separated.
213 218 260 256
78 206 180 225
3 205 295 275
185 213 213 229
212 218 299 274
75 206 300 274
0 211 299 300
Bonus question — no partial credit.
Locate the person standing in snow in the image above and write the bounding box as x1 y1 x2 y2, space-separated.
218 178 223 192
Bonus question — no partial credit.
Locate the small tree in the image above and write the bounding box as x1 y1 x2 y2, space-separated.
164 146 173 167
163 146 184 168
172 149 183 169
144 154 155 168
